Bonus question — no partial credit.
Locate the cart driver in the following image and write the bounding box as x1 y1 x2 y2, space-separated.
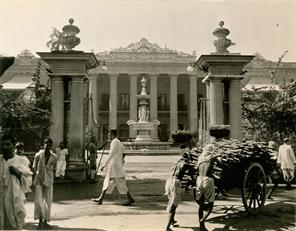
194 143 220 231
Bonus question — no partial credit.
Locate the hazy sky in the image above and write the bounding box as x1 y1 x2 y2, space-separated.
0 0 295 62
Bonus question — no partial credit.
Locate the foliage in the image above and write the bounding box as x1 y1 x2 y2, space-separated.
0 84 51 151
242 81 296 144
242 51 296 146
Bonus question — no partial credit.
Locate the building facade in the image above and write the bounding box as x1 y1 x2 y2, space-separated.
1 40 296 144
89 38 206 141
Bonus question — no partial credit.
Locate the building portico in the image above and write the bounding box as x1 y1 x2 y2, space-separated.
88 38 206 141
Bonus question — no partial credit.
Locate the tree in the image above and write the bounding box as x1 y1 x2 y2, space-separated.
242 51 296 146
0 61 51 151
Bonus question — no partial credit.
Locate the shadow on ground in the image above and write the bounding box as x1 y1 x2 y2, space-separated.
208 201 296 231
24 222 105 231
26 178 167 202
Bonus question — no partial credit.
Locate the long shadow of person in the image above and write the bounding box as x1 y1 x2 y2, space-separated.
206 201 295 231
24 222 106 230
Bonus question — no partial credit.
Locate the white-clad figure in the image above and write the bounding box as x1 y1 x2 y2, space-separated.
277 138 296 184
55 142 68 180
92 129 135 206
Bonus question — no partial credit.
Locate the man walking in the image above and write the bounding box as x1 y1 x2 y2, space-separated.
33 138 57 229
277 138 295 187
165 144 194 231
194 143 219 231
92 129 135 206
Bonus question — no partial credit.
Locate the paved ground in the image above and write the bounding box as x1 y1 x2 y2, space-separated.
22 155 296 231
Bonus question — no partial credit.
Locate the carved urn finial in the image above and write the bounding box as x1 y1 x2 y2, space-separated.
140 77 147 95
213 21 235 53
61 18 81 50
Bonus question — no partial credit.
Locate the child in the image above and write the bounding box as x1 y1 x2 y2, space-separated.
55 141 68 181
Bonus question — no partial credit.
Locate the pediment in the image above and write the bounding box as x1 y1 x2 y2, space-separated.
111 37 177 53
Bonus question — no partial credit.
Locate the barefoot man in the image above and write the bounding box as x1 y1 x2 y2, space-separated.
194 143 219 231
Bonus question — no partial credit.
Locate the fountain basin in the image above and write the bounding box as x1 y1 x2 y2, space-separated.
127 119 160 142
123 141 172 150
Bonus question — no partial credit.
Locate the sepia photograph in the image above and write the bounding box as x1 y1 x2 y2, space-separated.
0 0 295 230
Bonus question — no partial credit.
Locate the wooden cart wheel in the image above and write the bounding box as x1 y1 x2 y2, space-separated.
241 162 267 215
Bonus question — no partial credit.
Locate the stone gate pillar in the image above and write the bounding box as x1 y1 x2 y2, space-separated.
38 52 99 181
193 21 254 141
38 18 100 181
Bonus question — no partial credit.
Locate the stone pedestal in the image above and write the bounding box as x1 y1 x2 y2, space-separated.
196 54 254 141
37 51 99 181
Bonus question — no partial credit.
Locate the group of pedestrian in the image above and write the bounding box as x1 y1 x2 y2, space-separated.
0 135 71 230
0 130 294 230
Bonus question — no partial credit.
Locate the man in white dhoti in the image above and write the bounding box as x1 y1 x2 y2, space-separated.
194 143 219 231
92 129 135 206
0 134 32 230
277 138 295 187
55 141 68 180
33 138 57 229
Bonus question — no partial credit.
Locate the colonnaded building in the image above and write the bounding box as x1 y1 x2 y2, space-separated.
1 38 296 143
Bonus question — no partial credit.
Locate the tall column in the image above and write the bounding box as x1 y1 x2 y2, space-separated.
129 74 137 139
109 74 118 130
50 77 64 148
150 74 159 141
229 79 242 141
206 82 210 132
209 79 224 125
170 74 178 139
88 74 98 134
69 77 85 162
189 75 198 132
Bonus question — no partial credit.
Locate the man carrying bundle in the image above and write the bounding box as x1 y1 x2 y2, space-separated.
165 143 194 231
194 143 220 231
